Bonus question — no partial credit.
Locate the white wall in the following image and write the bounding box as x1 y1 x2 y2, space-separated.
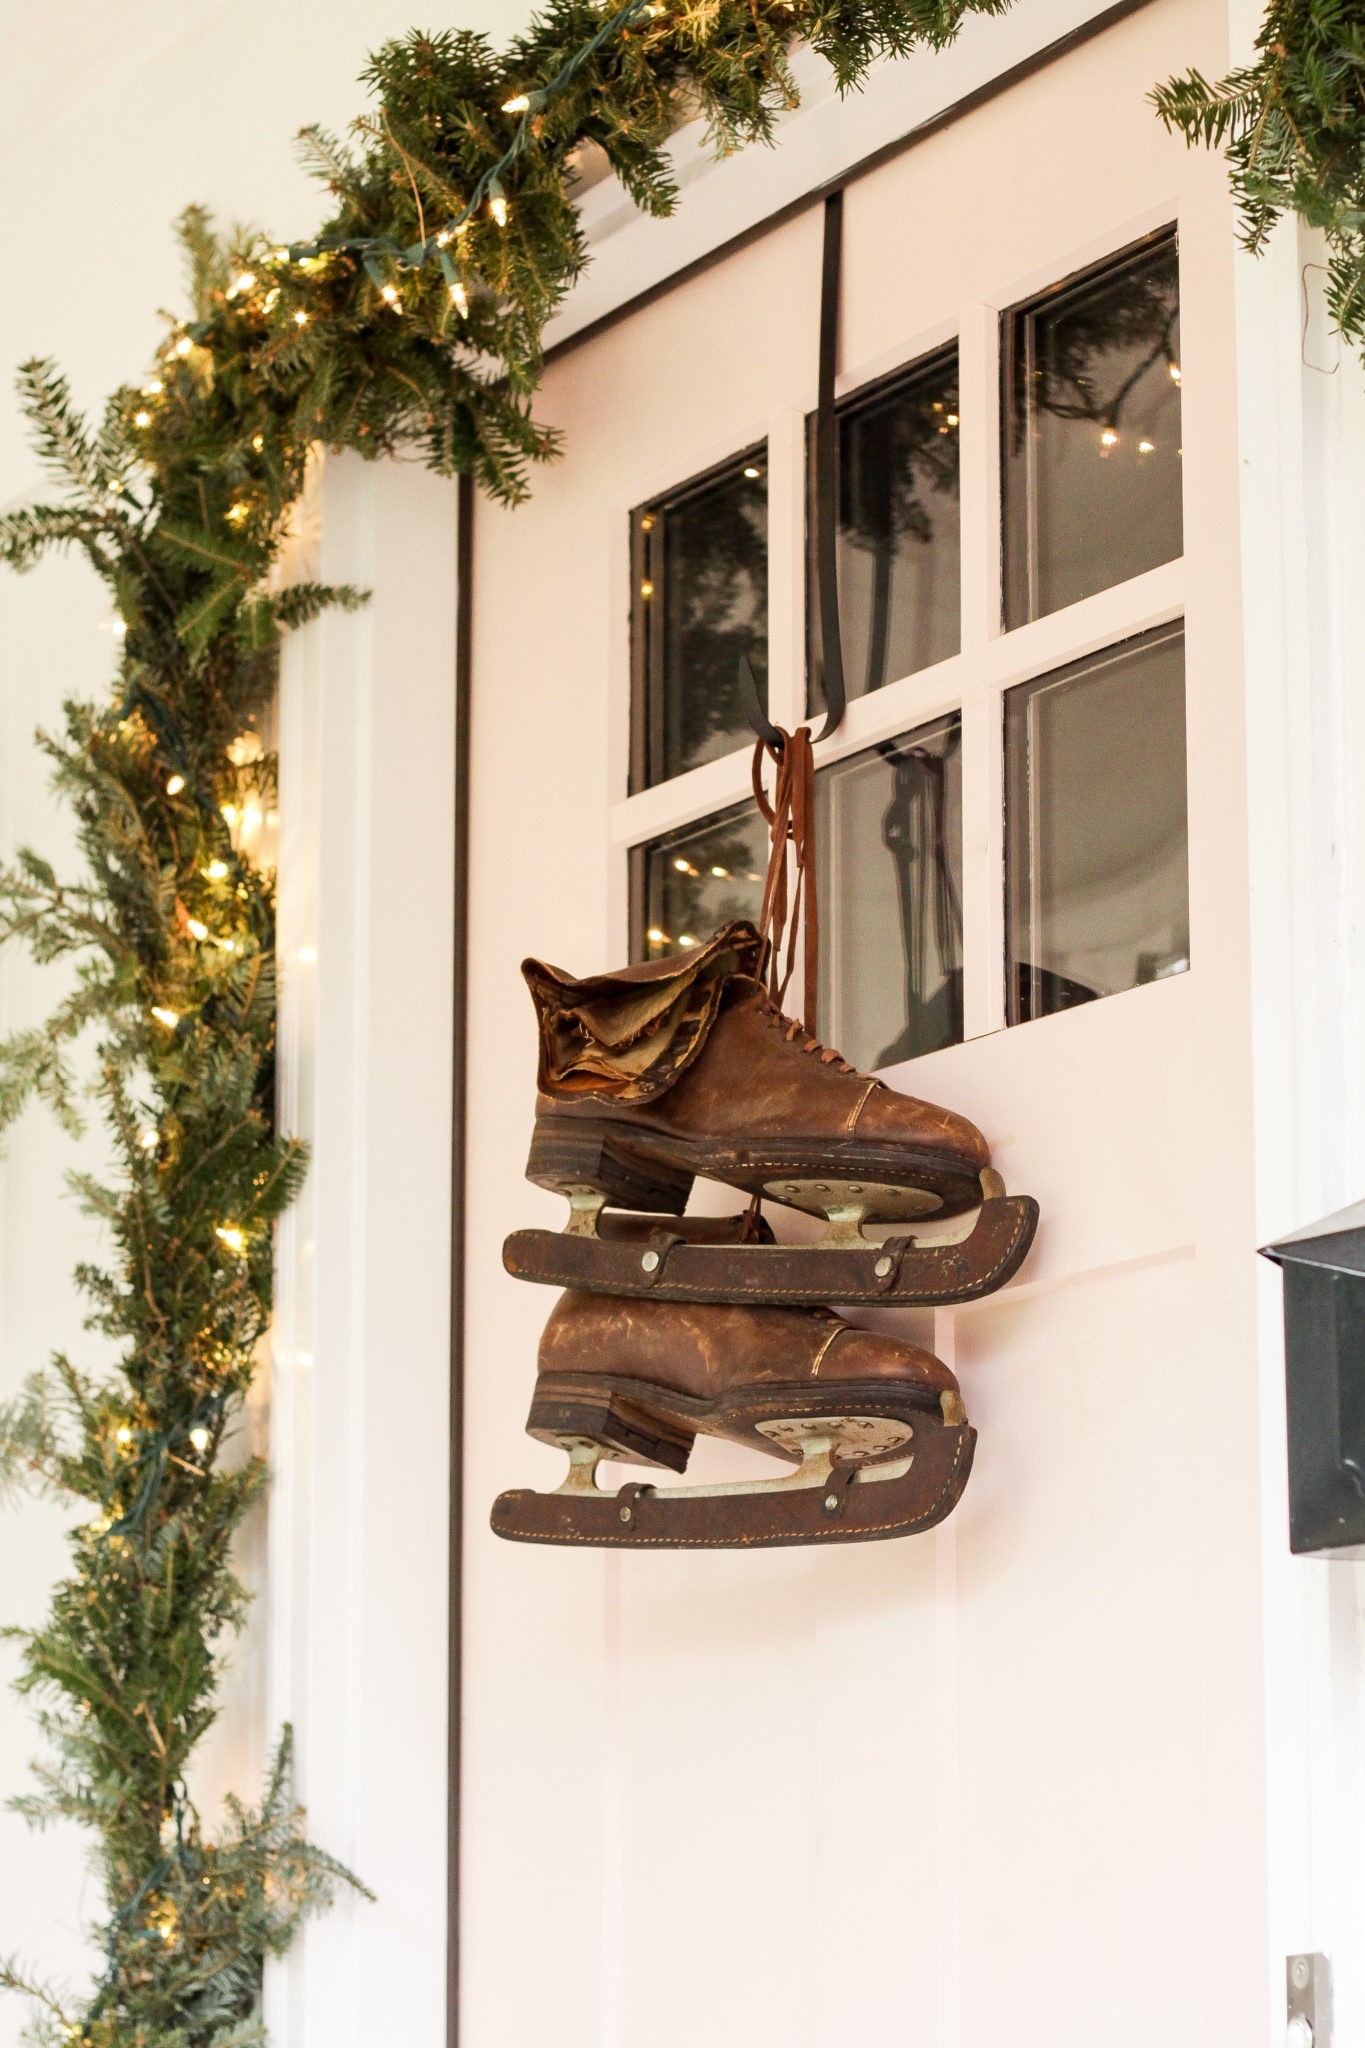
0 5 524 2036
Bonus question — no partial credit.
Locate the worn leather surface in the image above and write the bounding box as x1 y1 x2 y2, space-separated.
505 1194 1039 1307
538 973 989 1167
538 1288 959 1404
523 921 764 1104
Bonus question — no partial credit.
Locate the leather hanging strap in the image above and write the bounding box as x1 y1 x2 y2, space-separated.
752 724 818 1033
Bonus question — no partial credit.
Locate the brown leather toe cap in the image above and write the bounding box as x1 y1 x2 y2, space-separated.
852 1084 990 1170
815 1321 960 1402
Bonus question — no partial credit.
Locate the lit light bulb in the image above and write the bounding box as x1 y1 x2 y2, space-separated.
381 284 399 305
188 1426 210 1454
226 503 248 524
134 410 152 428
450 282 469 317
640 514 654 532
294 309 308 326
489 192 508 228
252 434 264 452
743 466 761 479
143 379 163 396
243 801 262 831
117 1425 133 1445
175 337 193 357
502 93 532 113
946 413 959 426
206 860 229 879
187 918 208 941
711 865 728 878
1138 438 1154 455
165 774 185 795
139 1129 158 1151
151 1007 178 1029
679 934 697 948
647 927 666 944
1169 363 1181 384
263 288 280 312
234 271 256 296
111 619 128 639
216 1225 245 1253
221 803 238 826
1100 428 1119 448
437 230 452 247
673 857 692 873
640 579 654 598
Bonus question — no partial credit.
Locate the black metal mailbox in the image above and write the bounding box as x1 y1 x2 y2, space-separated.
1261 1207 1365 1555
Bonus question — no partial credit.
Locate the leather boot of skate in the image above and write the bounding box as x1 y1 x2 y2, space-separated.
490 1289 975 1551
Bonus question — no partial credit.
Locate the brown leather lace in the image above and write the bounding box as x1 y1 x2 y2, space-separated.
755 988 854 1073
752 724 819 1034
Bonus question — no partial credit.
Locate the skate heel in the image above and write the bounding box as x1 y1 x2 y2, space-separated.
527 1384 694 1474
526 1116 693 1216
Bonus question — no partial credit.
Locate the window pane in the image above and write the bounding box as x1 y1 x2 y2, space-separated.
809 349 960 715
630 450 768 793
630 802 768 962
1003 230 1182 628
1005 625 1188 1025
815 715 963 1071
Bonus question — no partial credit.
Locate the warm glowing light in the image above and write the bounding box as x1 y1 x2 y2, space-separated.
490 193 508 227
1169 363 1182 384
243 801 262 831
216 1225 245 1253
946 413 959 426
673 858 693 873
640 579 653 598
252 434 264 453
679 934 697 948
502 93 532 112
711 865 728 878
640 514 654 532
111 619 128 639
273 247 290 262
263 288 280 312
139 1129 157 1151
151 1007 178 1029
234 272 256 295
165 774 185 795
187 918 208 941
743 466 760 479
450 282 469 317
188 1425 210 1453
142 379 163 396
437 230 453 247
647 927 666 944
1100 428 1119 448
175 337 193 357
294 309 308 326
134 410 152 428
117 1425 133 1445
226 502 249 524
221 803 239 826
381 284 400 304
206 860 229 879
1138 438 1154 455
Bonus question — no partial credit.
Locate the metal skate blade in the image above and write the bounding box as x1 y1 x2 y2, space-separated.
756 1414 914 1463
764 1177 943 1234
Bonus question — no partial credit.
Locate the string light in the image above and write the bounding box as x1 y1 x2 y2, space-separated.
226 502 249 524
294 310 308 326
1100 428 1119 449
1138 438 1154 454
187 918 208 941
142 379 163 396
111 619 128 639
743 465 761 479
1169 363 1182 383
206 860 229 879
138 1130 158 1151
272 246 290 262
647 926 667 944
188 1426 210 1454
711 865 728 878
450 281 469 318
640 579 653 597
165 774 185 795
134 411 152 429
151 1007 178 1029
215 1225 245 1253
381 284 400 305
946 413 959 426
673 857 695 874
221 803 239 825
502 93 532 112
489 179 509 227
116 1425 133 1445
679 934 697 948
175 337 193 357
263 288 280 312
231 271 256 297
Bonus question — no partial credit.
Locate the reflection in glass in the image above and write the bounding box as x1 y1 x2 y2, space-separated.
630 451 768 793
630 802 768 963
815 716 963 1071
1005 624 1188 1025
809 349 960 715
1003 230 1182 627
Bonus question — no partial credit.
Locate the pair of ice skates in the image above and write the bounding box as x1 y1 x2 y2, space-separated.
492 922 1038 1550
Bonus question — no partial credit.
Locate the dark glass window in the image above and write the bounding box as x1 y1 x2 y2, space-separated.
630 802 768 962
630 450 768 793
1002 230 1182 628
809 348 960 715
815 715 963 1071
1005 623 1188 1025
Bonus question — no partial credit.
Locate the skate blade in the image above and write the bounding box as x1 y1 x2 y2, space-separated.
502 1191 1038 1308
490 1418 975 1550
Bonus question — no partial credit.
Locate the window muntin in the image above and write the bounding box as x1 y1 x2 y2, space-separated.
630 801 768 963
1004 623 1188 1025
1002 229 1182 628
808 346 960 716
630 448 768 793
815 715 963 1071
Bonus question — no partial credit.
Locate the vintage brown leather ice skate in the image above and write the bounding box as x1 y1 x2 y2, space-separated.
490 1289 975 1550
509 921 1038 1306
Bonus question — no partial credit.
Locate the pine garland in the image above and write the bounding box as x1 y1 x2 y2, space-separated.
1152 0 1365 350
0 0 1358 2039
